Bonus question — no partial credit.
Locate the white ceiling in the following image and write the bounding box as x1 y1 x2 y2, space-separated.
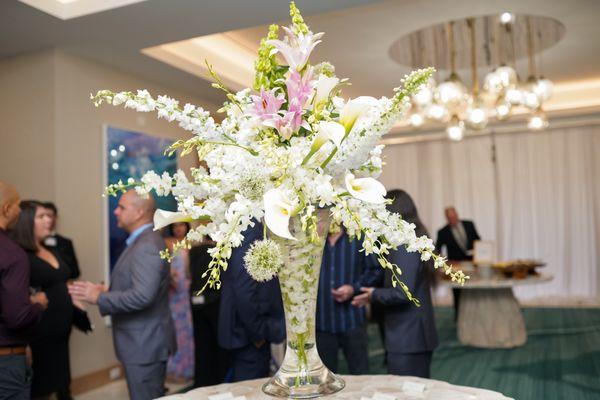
2 0 600 114
0 0 384 105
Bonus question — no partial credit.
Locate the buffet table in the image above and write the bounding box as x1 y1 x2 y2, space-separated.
159 375 513 399
450 273 553 348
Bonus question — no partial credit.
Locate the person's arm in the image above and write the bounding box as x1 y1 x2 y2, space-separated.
469 221 481 241
435 229 444 254
97 241 164 315
229 225 284 345
0 256 43 330
63 238 80 279
352 251 383 295
231 265 284 344
371 253 422 307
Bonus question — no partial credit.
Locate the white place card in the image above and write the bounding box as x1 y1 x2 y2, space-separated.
402 381 426 398
208 393 235 400
372 393 397 400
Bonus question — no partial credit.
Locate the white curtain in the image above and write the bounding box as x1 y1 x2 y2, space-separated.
380 125 600 300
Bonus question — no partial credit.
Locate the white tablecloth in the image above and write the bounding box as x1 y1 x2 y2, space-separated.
159 375 513 399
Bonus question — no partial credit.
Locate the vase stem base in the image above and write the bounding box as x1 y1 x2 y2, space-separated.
262 364 345 399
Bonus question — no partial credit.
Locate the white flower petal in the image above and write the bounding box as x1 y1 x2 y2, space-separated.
263 189 296 240
319 121 345 148
339 96 378 132
314 75 340 106
153 209 190 231
345 174 387 204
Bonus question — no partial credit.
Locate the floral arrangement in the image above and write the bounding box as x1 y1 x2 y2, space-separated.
94 2 467 306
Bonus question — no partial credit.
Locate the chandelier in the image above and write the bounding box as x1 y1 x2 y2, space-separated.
399 14 558 140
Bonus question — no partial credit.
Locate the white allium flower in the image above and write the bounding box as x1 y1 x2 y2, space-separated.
243 239 283 282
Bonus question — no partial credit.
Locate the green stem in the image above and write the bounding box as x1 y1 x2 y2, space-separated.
203 140 258 156
320 147 338 169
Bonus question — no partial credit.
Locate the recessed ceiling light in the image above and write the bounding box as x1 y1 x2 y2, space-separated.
18 0 147 20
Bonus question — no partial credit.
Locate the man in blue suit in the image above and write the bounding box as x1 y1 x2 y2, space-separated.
218 221 285 382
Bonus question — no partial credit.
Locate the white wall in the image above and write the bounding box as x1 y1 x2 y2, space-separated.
0 49 219 377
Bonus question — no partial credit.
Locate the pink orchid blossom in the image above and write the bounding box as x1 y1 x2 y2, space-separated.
266 26 324 71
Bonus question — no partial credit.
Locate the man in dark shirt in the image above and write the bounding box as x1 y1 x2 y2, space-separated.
42 202 80 279
0 182 48 399
315 227 379 374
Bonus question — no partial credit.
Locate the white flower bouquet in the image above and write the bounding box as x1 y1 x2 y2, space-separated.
93 2 466 396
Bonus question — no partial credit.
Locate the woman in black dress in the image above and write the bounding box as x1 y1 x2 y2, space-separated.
11 200 88 399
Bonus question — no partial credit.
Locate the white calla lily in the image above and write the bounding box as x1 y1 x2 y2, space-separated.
339 96 378 133
345 174 387 204
153 209 192 231
302 121 345 165
313 75 340 107
264 188 297 240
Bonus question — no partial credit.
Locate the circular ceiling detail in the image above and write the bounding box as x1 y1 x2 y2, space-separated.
389 14 565 71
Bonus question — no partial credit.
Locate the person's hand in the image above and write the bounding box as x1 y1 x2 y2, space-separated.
68 281 108 305
71 297 87 311
351 287 375 307
26 346 32 367
30 291 48 309
332 284 354 303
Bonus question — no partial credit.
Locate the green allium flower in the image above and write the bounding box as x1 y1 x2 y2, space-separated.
244 239 284 282
239 170 266 201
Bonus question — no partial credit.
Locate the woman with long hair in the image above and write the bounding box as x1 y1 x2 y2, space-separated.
10 201 89 399
352 189 438 378
165 222 195 382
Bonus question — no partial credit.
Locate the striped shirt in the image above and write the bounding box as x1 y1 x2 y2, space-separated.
316 232 379 334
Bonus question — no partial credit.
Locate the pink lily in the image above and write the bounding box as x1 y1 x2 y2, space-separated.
251 88 286 121
286 68 316 110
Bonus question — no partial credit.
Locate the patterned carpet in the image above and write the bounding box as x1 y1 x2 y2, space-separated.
339 307 600 399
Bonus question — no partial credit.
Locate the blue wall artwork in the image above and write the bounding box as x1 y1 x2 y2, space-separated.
104 126 177 272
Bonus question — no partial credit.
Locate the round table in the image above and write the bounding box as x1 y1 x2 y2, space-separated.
159 375 513 399
450 273 553 348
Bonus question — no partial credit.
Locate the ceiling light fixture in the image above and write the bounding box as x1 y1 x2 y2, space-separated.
403 14 553 140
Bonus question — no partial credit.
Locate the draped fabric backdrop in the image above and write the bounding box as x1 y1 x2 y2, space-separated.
380 126 600 301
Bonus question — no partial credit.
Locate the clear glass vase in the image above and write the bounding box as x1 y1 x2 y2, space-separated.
262 210 345 398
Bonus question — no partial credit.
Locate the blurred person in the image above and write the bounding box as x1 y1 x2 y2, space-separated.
435 207 481 319
165 222 194 382
218 221 285 382
10 200 90 399
352 189 438 378
189 239 229 387
0 183 47 400
435 207 480 262
69 190 175 400
42 202 80 279
315 225 380 375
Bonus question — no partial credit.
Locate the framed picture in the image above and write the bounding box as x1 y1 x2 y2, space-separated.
102 125 178 283
473 240 496 266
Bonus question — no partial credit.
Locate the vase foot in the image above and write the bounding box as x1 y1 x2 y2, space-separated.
262 364 345 399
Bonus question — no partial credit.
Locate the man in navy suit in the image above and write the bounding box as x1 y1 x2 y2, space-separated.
218 222 285 382
435 207 481 319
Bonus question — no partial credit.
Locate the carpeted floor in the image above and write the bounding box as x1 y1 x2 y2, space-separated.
339 307 600 399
